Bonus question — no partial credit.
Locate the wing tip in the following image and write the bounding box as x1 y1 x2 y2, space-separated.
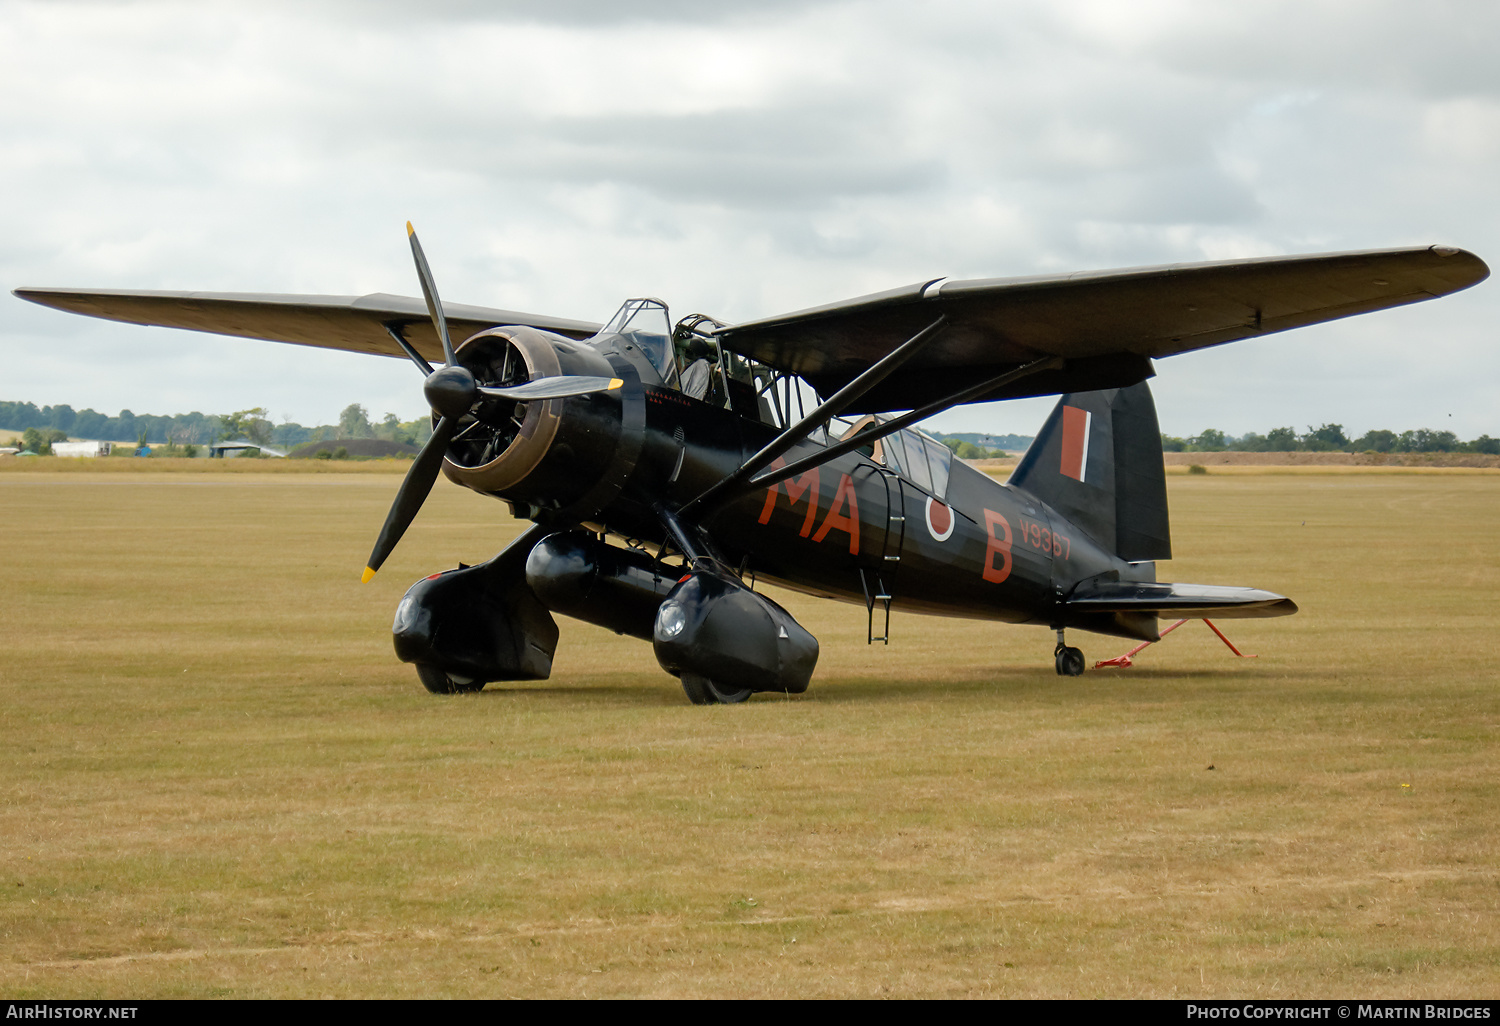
1429 244 1490 288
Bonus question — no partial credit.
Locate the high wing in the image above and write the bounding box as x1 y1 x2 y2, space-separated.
10 288 602 362
15 246 1487 412
714 246 1489 412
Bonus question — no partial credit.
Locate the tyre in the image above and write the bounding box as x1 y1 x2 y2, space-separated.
704 679 753 704
416 664 486 694
1054 646 1086 677
680 672 752 705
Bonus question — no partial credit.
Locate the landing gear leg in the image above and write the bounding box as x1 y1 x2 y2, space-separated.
1053 629 1085 677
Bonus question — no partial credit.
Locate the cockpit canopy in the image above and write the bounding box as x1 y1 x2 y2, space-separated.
600 297 674 383
597 299 955 497
877 421 954 499
840 415 956 500
597 299 782 425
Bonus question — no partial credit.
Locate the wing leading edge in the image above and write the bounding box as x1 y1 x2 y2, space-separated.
714 245 1489 412
10 287 602 362
14 246 1486 412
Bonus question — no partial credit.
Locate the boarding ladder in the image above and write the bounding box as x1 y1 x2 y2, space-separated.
859 469 907 644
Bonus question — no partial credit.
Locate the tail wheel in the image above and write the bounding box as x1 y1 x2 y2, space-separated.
680 672 752 705
1054 646 1086 677
416 664 486 694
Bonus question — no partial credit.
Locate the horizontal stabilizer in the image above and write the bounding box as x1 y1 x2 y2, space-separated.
1067 580 1297 619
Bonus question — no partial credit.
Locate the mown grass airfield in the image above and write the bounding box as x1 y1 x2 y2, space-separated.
2 460 1497 998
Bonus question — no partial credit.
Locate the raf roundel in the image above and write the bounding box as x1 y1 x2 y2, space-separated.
926 496 955 542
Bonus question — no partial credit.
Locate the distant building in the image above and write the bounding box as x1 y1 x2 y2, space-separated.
209 440 287 458
53 441 114 458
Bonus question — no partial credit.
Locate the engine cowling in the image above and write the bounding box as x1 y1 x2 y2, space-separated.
440 326 633 516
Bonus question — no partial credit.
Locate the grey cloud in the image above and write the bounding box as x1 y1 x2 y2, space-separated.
21 0 845 24
462 108 946 209
1059 1 1500 101
1060 166 1263 226
286 0 851 27
3 0 1497 435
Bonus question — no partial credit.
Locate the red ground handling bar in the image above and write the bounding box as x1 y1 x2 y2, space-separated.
1094 618 1257 669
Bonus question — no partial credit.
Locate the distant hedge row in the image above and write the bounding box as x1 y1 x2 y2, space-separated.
0 400 217 444
1163 424 1500 454
0 400 431 449
8 398 1494 457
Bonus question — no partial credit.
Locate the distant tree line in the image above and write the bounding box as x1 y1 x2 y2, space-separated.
1162 424 1500 454
1 400 432 450
11 398 1494 458
932 432 1034 460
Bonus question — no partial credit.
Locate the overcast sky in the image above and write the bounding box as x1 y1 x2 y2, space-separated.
3 0 1497 439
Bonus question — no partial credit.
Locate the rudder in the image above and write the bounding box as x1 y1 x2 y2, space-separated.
1008 381 1170 562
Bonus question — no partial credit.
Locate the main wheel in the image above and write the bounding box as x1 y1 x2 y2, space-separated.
415 664 486 694
1054 646 1086 677
680 672 753 705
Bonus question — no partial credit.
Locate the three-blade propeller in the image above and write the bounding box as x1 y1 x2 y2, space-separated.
361 224 622 583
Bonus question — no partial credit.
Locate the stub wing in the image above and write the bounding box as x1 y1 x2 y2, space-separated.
1067 580 1297 620
10 288 602 362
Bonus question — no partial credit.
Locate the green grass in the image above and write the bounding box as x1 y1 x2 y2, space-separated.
1 471 1497 997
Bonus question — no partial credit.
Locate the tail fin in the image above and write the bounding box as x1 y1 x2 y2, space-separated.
1008 381 1170 562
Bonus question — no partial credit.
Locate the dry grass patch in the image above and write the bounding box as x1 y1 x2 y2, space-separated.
1 471 1497 997
0 457 410 475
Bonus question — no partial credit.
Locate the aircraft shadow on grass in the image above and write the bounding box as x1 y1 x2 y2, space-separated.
467 663 1278 705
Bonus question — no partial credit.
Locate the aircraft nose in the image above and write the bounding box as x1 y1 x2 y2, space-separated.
422 363 478 421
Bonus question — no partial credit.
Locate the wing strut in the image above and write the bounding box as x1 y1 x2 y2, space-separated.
680 315 949 520
384 323 435 376
655 503 738 577
737 355 1064 501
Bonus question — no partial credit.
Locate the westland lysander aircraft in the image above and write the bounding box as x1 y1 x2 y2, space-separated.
15 234 1487 702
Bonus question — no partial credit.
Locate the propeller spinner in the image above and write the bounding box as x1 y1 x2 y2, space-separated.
361 225 622 583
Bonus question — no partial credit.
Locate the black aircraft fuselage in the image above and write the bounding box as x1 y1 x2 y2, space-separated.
547 370 1072 628
388 312 1288 702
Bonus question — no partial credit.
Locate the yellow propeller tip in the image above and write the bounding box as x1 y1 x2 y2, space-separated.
608 378 624 390
361 566 377 584
406 221 414 237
